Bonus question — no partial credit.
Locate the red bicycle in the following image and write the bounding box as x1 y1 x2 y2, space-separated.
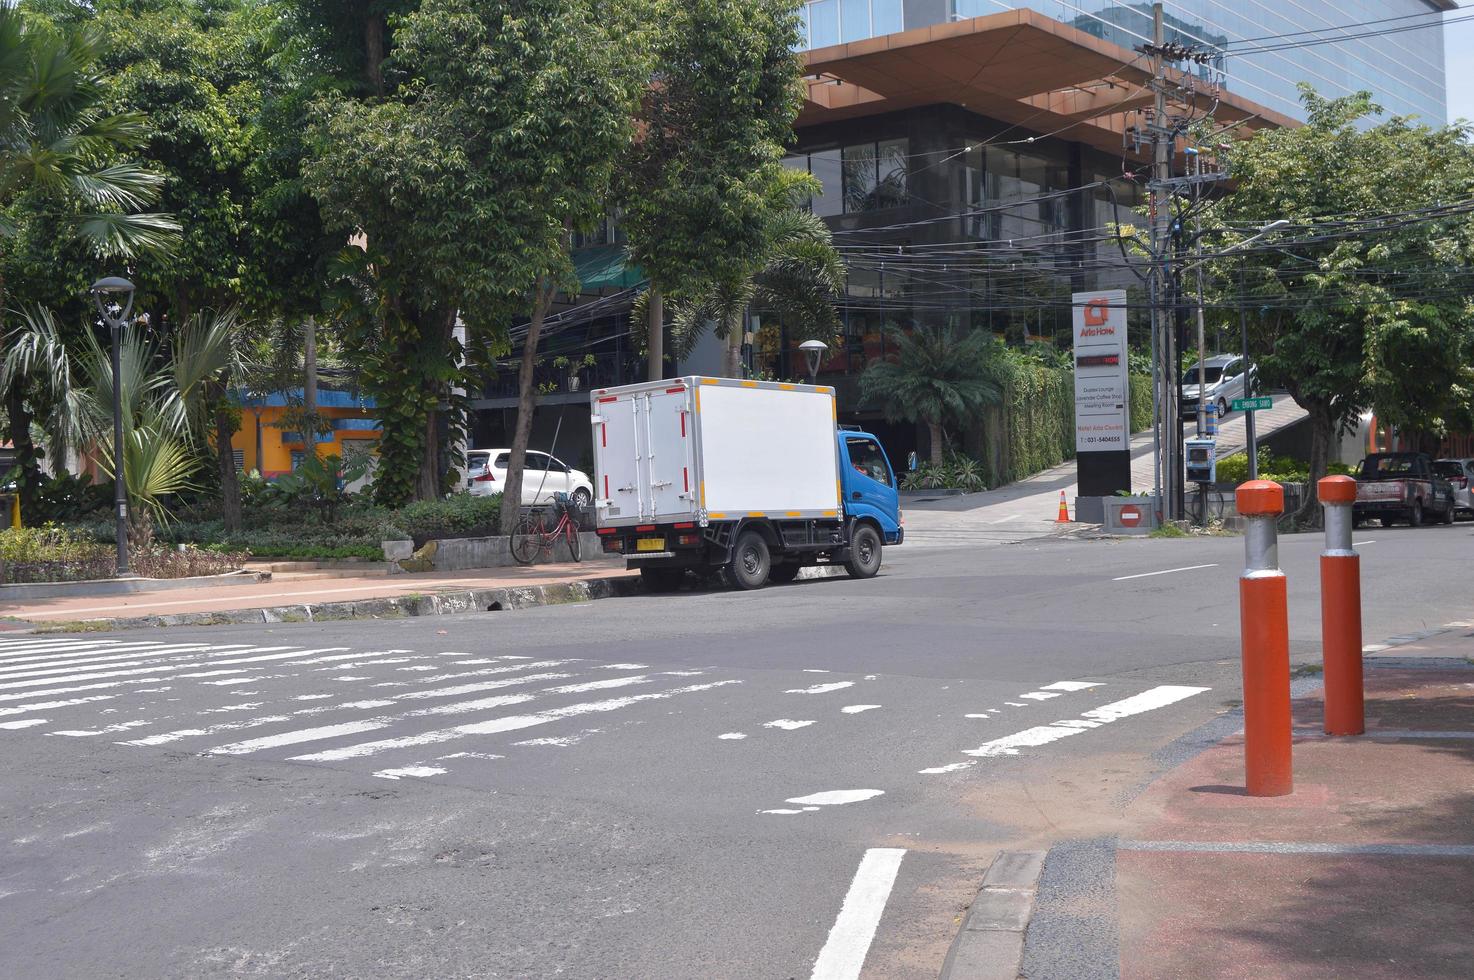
510 493 582 565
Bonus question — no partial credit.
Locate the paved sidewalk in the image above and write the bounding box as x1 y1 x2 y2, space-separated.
1115 624 1474 979
0 559 634 625
903 398 1307 548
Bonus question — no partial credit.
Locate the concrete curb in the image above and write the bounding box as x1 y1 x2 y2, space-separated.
0 569 269 601
27 564 849 633
939 850 1046 980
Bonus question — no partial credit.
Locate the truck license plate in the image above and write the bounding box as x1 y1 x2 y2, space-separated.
636 537 665 552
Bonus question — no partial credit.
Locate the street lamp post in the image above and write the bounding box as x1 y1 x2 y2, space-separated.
91 277 136 576
799 339 828 384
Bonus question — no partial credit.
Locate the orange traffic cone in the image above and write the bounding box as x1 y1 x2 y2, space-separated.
1055 490 1070 523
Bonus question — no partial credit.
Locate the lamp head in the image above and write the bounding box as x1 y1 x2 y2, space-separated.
90 276 136 326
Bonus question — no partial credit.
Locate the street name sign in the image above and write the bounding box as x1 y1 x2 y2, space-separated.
1232 396 1272 412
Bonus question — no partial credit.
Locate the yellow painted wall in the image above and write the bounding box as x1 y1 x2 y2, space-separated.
230 406 379 477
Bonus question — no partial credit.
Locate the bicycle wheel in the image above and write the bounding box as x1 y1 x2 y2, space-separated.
566 520 581 562
510 516 545 565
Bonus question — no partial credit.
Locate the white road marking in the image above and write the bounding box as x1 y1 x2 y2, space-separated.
205 720 389 756
369 659 577 687
809 848 907 980
0 642 209 671
1018 692 1061 700
1040 681 1101 692
289 650 414 665
960 685 1209 759
1113 563 1218 581
50 720 151 737
964 714 990 719
0 646 315 692
1005 702 1027 707
919 762 975 774
394 673 575 699
438 751 503 760
1354 540 1377 546
0 695 117 718
764 719 816 731
787 790 883 807
0 718 49 729
760 807 820 815
840 705 881 714
290 680 742 762
785 682 855 695
718 732 747 739
513 729 601 747
372 766 446 780
0 644 251 680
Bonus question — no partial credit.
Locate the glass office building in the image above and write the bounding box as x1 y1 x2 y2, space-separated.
799 1 1451 124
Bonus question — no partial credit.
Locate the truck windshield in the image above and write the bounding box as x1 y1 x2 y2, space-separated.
1359 456 1418 479
847 439 892 487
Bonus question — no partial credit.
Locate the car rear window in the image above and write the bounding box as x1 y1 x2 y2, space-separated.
1360 456 1418 479
1433 461 1464 478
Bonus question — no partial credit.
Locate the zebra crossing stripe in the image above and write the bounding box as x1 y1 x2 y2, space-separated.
289 680 743 763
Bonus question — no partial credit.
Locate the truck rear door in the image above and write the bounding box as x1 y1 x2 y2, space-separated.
644 385 696 521
592 386 695 525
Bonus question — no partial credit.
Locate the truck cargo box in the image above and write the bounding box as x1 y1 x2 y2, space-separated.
590 377 841 528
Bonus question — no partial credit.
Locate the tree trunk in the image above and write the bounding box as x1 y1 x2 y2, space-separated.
1296 403 1335 526
725 328 742 379
928 419 944 468
647 289 663 382
214 398 242 534
5 387 40 521
364 13 386 96
304 318 318 420
501 280 554 536
412 310 457 502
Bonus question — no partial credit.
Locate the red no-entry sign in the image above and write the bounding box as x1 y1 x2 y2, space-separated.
1119 505 1142 527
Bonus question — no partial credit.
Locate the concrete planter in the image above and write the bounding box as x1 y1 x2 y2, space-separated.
0 569 267 602
382 532 604 573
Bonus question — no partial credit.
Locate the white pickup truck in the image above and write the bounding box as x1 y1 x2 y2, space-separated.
589 377 904 591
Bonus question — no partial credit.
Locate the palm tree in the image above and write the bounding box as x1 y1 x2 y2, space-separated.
4 305 241 545
860 325 1012 467
634 207 847 377
0 9 179 514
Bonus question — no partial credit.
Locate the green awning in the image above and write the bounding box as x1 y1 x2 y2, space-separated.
573 244 643 292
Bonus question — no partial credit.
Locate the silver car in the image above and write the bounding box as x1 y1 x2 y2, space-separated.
1181 354 1254 420
1434 458 1474 518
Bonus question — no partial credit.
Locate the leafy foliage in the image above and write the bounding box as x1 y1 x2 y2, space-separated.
1200 86 1474 516
860 326 1012 466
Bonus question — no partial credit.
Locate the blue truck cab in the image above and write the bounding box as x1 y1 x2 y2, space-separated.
838 428 904 546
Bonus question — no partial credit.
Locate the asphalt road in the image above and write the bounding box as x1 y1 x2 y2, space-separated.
1 522 1469 979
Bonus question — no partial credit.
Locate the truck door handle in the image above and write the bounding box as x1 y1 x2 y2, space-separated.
851 491 862 501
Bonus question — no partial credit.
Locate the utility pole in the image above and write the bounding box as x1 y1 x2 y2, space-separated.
1149 2 1170 522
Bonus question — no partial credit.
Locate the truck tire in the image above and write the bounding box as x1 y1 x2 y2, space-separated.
845 525 883 579
768 562 802 584
1441 501 1456 525
1408 499 1423 527
729 531 771 590
639 566 686 593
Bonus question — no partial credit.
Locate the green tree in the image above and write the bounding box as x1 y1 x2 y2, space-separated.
0 6 178 516
647 197 845 377
620 0 807 380
307 0 642 526
1202 87 1474 518
860 326 1011 467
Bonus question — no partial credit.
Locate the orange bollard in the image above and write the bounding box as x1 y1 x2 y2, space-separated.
1237 480 1293 796
1318 475 1364 736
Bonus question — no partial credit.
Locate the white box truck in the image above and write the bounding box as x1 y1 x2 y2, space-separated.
590 377 903 591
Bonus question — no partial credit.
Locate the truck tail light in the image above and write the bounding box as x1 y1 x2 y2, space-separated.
596 527 617 536
678 534 699 546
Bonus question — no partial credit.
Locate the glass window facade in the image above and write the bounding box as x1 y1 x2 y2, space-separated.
798 1 1449 125
784 139 911 214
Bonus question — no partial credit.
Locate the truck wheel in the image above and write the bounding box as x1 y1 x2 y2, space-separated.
1408 499 1423 527
768 562 802 584
845 525 883 579
1441 503 1456 525
639 567 686 593
729 532 771 590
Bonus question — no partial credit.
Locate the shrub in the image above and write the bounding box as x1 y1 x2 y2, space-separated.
1 526 115 583
392 493 503 543
26 471 111 525
1215 449 1353 485
129 544 250 579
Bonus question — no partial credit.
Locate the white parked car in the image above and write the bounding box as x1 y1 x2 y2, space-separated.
465 449 594 508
